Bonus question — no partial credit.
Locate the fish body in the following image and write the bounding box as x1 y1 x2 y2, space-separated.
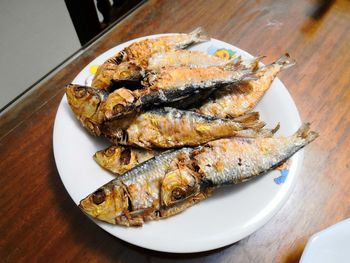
80 124 318 226
197 54 295 118
102 108 265 149
91 28 209 90
147 50 238 72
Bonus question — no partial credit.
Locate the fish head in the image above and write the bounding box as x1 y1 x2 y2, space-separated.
161 168 200 207
65 84 107 135
65 84 105 119
93 146 132 173
79 182 129 224
100 87 138 120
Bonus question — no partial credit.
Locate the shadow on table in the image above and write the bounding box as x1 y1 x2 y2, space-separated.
48 148 240 262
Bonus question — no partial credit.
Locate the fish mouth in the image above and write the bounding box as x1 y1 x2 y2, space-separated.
78 195 95 215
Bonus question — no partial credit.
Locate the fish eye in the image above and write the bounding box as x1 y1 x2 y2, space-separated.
120 148 131 165
119 71 129 78
113 104 125 115
74 87 87 98
171 188 186 201
92 188 106 205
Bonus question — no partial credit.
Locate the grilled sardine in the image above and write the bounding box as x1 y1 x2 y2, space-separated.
197 54 296 117
102 108 265 149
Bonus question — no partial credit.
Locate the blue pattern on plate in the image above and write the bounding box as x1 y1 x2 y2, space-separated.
274 169 289 185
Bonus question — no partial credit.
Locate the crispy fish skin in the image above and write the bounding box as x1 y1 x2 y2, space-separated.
197 54 296 118
94 145 157 175
147 50 238 72
104 66 254 120
80 124 318 226
65 84 108 136
102 108 265 149
91 28 209 90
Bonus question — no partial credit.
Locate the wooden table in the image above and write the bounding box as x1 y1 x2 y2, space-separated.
1 0 349 262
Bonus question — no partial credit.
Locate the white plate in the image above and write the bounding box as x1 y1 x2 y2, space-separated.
53 34 302 253
300 219 350 263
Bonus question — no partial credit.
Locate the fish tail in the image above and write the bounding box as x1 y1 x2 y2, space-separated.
234 112 266 131
274 53 296 69
295 123 319 143
188 27 210 42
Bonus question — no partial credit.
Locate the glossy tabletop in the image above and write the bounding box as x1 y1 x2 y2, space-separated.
1 0 349 262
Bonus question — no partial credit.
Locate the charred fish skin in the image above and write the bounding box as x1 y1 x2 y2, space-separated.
65 84 108 135
197 54 296 118
80 124 318 226
102 108 266 149
94 145 157 176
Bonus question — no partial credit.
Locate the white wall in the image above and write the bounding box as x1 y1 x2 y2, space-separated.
0 0 81 109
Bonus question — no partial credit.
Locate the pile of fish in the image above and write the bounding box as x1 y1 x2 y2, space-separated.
66 28 318 226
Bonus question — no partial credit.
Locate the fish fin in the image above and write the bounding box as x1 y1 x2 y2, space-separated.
243 55 266 71
271 122 281 134
188 27 210 42
106 51 127 65
222 55 242 69
295 123 319 143
245 121 266 131
274 53 296 70
256 123 281 138
141 71 158 87
231 112 266 131
232 112 260 124
241 69 259 81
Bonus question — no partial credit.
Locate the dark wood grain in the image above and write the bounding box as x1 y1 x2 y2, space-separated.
1 0 349 262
